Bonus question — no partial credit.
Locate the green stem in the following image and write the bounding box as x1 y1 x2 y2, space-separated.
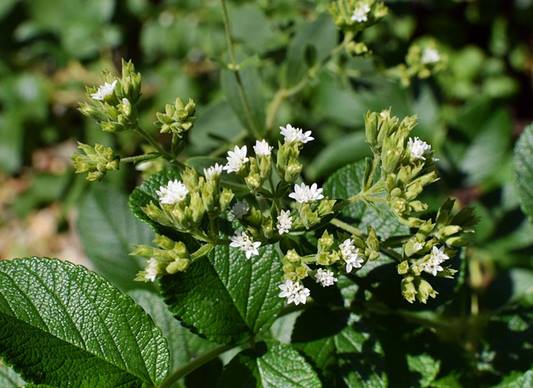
158 343 234 388
120 153 159 164
330 218 362 236
220 0 261 138
135 126 174 160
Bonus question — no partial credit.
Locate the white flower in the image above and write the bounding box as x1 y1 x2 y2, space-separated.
339 239 364 273
145 258 159 282
289 183 324 203
224 145 249 173
422 47 441 64
407 137 431 160
351 3 371 23
204 163 224 179
315 269 337 287
278 280 310 305
135 160 153 171
277 210 292 235
90 80 117 101
157 180 189 205
231 201 249 219
230 231 261 259
253 140 272 157
423 246 450 276
280 124 314 144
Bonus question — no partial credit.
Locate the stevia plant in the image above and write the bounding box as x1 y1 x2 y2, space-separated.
1 1 532 387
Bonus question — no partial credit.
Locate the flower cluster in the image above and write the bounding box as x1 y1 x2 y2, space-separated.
392 40 448 86
156 97 196 137
79 60 141 133
72 143 119 181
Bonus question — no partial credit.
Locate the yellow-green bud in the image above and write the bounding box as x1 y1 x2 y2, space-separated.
397 260 410 275
295 266 308 279
219 188 234 211
318 230 334 251
286 249 300 263
401 277 417 304
417 278 438 304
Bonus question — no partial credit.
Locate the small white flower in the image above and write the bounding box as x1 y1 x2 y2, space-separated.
90 80 117 101
289 183 324 203
231 201 249 219
230 231 261 259
224 145 249 173
145 258 159 282
422 47 441 64
253 140 272 157
423 246 449 276
280 124 314 144
315 269 337 287
339 239 364 273
351 3 371 23
278 279 310 305
276 210 292 235
407 137 431 160
157 180 189 205
203 163 224 179
135 161 153 171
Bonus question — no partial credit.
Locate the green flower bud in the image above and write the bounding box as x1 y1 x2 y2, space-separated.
295 265 308 279
317 199 336 217
404 238 424 257
446 236 463 246
286 249 300 263
119 59 142 103
153 234 175 250
166 258 190 274
318 230 334 251
181 167 198 192
401 277 417 304
417 278 438 304
156 97 196 137
440 225 462 237
284 159 303 182
189 192 204 224
397 260 410 275
283 262 295 274
245 173 262 191
219 188 234 211
316 251 330 266
130 245 153 257
200 180 216 211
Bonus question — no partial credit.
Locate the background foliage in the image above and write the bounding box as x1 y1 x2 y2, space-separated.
1 0 532 387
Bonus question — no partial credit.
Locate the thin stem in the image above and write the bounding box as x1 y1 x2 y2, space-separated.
220 0 261 138
120 153 159 164
159 343 234 388
330 218 362 236
135 126 173 160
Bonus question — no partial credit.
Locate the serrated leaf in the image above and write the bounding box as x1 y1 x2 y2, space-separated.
514 123 533 222
495 369 533 388
161 244 283 344
130 290 216 374
78 184 153 290
0 258 169 387
324 159 409 239
219 341 321 388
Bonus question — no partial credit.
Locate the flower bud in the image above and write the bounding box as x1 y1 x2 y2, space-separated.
72 142 119 181
284 159 303 182
417 278 438 304
286 249 300 263
219 188 234 211
401 277 417 304
397 260 410 275
318 230 334 251
166 258 190 274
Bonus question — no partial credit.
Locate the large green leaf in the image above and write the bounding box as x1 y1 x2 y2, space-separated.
285 14 336 87
514 123 533 222
324 160 409 239
0 258 169 387
78 184 153 290
130 290 216 373
219 341 321 387
221 62 265 137
292 307 386 387
161 244 283 344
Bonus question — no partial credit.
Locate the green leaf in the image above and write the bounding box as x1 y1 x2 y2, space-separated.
292 307 386 387
306 132 371 180
221 62 265 137
0 258 169 387
462 109 512 185
285 14 336 87
0 362 25 387
324 160 409 239
495 369 533 388
219 341 321 387
129 290 216 373
407 353 441 387
514 123 533 222
78 184 154 290
161 244 283 344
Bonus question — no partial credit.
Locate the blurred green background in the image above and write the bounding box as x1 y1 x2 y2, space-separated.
0 0 532 313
